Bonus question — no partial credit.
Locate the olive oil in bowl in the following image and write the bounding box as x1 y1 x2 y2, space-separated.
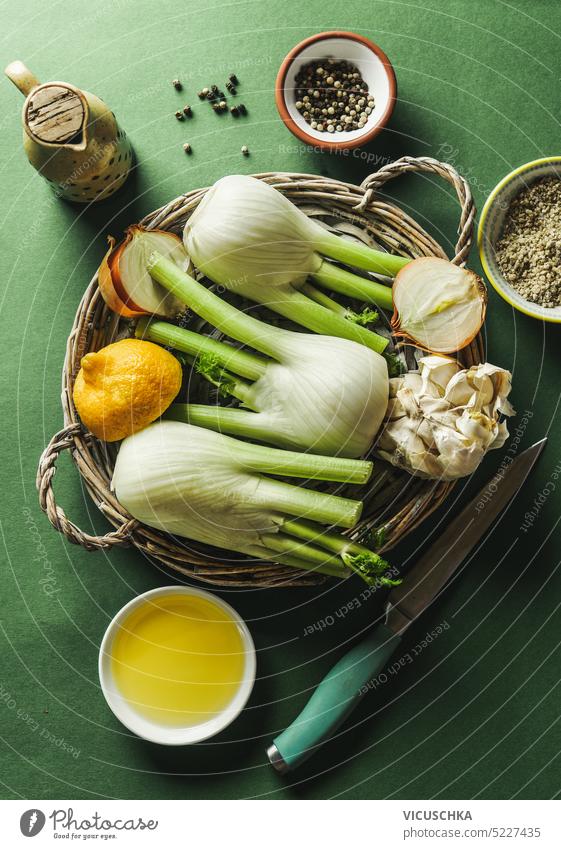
99 588 255 744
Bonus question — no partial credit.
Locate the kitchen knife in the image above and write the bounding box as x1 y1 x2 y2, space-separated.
267 439 546 773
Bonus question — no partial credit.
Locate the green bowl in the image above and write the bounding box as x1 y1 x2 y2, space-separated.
478 156 561 323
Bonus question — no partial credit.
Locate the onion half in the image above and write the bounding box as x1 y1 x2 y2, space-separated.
391 257 487 353
98 226 190 317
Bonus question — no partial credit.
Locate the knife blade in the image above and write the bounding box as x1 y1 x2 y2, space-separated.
267 439 546 774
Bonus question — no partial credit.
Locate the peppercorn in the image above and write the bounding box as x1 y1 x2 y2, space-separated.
219 100 227 110
229 73 239 85
183 143 192 154
241 145 249 156
183 105 192 117
201 87 209 97
238 103 247 115
230 106 239 116
175 110 184 120
172 79 182 91
197 90 205 100
293 58 373 134
211 84 219 94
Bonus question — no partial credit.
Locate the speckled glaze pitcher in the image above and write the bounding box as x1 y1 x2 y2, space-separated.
5 60 133 202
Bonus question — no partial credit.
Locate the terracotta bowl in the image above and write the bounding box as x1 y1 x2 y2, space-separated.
275 31 397 152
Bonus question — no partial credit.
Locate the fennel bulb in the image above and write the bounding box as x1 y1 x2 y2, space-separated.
112 421 395 584
183 175 408 353
137 255 389 459
377 355 514 480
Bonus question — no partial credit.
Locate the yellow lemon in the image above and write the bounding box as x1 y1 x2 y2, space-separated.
73 339 182 442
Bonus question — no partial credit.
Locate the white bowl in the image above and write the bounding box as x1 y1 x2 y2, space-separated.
99 586 256 745
478 156 561 323
275 31 396 151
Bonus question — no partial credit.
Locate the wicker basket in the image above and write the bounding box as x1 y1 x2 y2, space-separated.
36 156 481 587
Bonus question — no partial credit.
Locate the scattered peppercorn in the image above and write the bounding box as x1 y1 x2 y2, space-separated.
197 90 206 100
183 143 192 154
241 145 249 156
293 58 374 134
230 106 239 116
172 79 182 91
183 105 192 117
238 103 247 115
211 84 219 94
226 81 237 94
229 74 239 85
175 110 184 120
219 100 227 110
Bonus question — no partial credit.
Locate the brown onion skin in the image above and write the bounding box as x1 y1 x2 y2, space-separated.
390 258 487 354
98 237 145 318
98 225 186 316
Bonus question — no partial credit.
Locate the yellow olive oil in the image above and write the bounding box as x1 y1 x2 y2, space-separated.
111 593 246 727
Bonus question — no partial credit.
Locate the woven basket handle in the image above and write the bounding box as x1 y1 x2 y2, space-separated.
355 155 475 266
36 424 138 550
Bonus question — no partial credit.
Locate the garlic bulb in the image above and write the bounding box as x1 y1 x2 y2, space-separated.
391 258 487 353
377 355 514 480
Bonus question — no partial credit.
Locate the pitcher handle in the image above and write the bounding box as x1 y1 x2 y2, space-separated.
5 60 41 96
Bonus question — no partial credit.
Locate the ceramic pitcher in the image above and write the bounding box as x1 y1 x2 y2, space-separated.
5 60 133 202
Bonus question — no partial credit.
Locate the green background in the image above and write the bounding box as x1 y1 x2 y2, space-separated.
1 0 560 800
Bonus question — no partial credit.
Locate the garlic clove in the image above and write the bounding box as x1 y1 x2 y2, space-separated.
456 410 497 446
419 355 460 396
391 257 487 353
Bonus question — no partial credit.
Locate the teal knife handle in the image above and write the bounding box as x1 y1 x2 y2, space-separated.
269 623 401 773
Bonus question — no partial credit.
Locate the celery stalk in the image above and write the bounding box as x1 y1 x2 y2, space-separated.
136 316 267 381
315 231 411 277
313 260 394 310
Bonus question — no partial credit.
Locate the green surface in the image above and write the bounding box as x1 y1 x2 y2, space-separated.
1 0 560 800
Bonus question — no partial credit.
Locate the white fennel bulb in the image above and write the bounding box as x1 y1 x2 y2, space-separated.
183 175 406 353
139 255 390 458
185 174 323 290
242 331 388 457
112 421 395 584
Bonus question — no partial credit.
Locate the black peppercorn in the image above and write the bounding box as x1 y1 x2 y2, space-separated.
229 74 239 85
172 79 182 91
175 110 184 120
230 106 239 116
183 143 192 154
183 105 192 117
241 145 249 156
238 103 247 115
